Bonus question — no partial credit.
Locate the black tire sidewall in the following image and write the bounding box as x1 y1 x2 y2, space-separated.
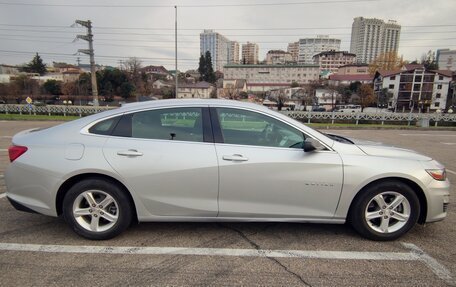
62 178 132 240
350 181 420 241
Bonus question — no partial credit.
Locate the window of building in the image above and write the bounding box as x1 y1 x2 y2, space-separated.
413 84 421 91
436 93 441 99
437 84 442 89
388 84 394 89
434 102 440 107
439 76 444 80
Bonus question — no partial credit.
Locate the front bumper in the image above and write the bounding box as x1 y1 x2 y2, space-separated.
425 179 450 223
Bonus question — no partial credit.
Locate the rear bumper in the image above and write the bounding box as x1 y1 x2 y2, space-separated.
7 196 38 214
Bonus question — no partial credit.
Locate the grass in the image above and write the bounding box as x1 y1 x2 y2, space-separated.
0 113 80 121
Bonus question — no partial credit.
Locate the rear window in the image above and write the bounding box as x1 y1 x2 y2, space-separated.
88 116 121 135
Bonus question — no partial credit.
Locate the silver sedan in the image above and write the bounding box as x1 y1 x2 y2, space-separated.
5 99 450 240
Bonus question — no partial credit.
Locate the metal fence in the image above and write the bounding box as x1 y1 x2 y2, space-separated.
1 104 456 126
282 111 456 126
0 104 114 117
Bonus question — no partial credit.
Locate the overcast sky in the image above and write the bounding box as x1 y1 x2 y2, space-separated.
0 0 455 71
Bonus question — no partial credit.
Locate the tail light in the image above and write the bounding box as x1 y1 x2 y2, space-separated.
8 145 28 162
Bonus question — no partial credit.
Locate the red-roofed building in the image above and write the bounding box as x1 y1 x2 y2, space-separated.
374 65 453 111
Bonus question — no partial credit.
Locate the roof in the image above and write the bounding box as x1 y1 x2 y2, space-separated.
246 83 292 87
224 64 319 68
377 69 403 77
338 63 369 68
313 50 356 58
266 50 288 54
329 74 374 81
432 70 453 77
178 81 213 89
403 64 424 70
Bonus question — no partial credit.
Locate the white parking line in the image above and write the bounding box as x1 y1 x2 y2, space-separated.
441 142 456 145
1 136 12 138
0 174 3 179
0 242 452 284
0 193 6 199
0 242 417 260
447 169 456 176
402 243 456 286
0 149 7 152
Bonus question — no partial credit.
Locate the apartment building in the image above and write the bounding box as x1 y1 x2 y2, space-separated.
312 50 356 73
298 35 341 64
228 41 240 64
200 30 230 72
223 64 320 92
242 42 259 65
374 65 452 111
265 50 293 65
287 42 299 62
350 17 401 64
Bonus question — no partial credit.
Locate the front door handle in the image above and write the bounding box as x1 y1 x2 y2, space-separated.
117 149 143 157
222 154 249 162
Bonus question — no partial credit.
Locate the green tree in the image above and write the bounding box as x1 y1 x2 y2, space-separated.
198 51 216 83
290 81 300 88
43 79 61 95
24 53 47 75
119 82 135 99
421 50 439 70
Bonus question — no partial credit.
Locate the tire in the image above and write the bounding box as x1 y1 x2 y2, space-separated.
349 180 420 241
63 178 133 240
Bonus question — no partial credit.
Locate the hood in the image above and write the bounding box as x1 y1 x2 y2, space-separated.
356 144 432 161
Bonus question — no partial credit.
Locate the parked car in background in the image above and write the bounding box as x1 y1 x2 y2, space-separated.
5 99 449 240
336 105 362 112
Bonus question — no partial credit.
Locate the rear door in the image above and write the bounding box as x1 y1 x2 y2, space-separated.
101 106 219 217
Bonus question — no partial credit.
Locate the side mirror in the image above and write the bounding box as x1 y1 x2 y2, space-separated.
303 140 316 152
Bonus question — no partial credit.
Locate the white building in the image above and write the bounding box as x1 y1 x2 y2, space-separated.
437 49 456 71
315 88 338 108
223 64 320 92
374 65 452 111
177 81 214 99
200 30 230 72
350 17 401 64
298 35 341 64
265 50 293 65
312 50 356 73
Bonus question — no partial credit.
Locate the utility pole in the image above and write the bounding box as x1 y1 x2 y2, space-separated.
175 6 178 98
75 20 99 106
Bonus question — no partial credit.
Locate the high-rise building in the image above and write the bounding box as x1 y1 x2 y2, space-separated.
287 42 299 62
298 35 341 64
200 30 230 72
242 42 259 64
350 17 401 64
228 41 240 64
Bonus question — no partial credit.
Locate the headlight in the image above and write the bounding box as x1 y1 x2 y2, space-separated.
426 169 447 181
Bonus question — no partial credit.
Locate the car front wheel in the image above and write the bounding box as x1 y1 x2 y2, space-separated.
63 178 133 240
350 181 420 241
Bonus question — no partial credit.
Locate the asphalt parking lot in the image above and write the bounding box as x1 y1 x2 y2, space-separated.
0 120 455 286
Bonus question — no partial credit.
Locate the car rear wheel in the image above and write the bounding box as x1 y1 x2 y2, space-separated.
63 179 133 240
350 181 420 241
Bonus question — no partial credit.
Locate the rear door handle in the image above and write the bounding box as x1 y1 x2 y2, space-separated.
222 154 249 162
117 149 143 157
